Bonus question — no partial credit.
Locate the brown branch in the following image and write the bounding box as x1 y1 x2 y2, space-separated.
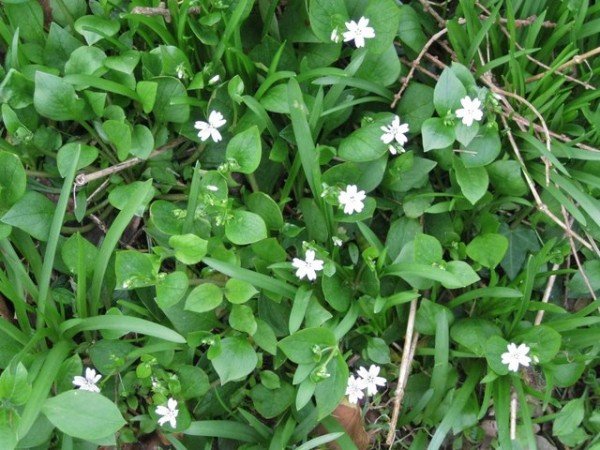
130 2 202 23
526 46 600 82
386 299 418 446
391 28 449 108
75 137 186 187
534 262 560 326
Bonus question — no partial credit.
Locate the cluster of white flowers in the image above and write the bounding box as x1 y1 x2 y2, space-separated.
292 249 324 281
194 110 227 143
346 364 387 404
501 342 532 372
338 185 366 215
380 115 409 155
455 96 483 127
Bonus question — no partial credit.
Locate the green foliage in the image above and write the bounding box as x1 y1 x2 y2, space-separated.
0 0 599 449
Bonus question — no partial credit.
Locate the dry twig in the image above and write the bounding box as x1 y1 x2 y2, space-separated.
75 137 186 187
386 299 419 446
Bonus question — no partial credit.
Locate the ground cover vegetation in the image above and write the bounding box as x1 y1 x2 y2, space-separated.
0 0 599 448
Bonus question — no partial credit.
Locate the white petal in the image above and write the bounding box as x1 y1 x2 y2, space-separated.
210 128 223 142
198 128 212 142
156 405 170 416
168 398 178 410
363 27 376 38
380 132 394 144
354 35 366 48
194 121 209 131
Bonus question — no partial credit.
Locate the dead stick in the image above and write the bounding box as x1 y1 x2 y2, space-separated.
526 46 600 82
75 137 186 186
386 299 418 446
391 27 449 108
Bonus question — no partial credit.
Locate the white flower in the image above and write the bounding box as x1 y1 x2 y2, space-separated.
332 236 343 247
194 110 227 143
72 368 102 393
331 28 341 43
343 17 375 48
208 75 221 85
346 375 367 404
357 365 387 396
292 249 324 281
380 116 409 154
206 185 219 192
175 64 186 80
156 397 179 428
501 343 532 372
455 96 483 127
338 185 366 215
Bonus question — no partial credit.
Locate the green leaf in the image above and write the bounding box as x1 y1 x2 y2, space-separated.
0 150 26 211
102 120 131 161
461 127 501 167
61 233 98 277
226 126 262 174
484 335 510 375
414 233 443 265
34 72 84 121
321 274 351 312
397 5 427 53
61 315 186 343
105 50 140 73
397 82 434 133
1 191 54 241
225 210 268 245
354 44 401 87
74 15 119 45
363 0 401 55
250 383 294 419
185 283 223 313
553 398 585 436
453 157 489 204
422 118 455 151
516 325 561 364
314 354 348 420
466 234 508 269
289 286 313 334
224 279 258 304
177 365 210 400
156 271 188 309
0 362 31 406
487 160 528 196
64 46 106 76
278 328 337 364
246 192 283 230
433 66 466 115
308 0 347 42
499 224 540 279
454 120 479 147
568 260 600 297
210 337 258 384
169 234 208 264
130 124 154 159
136 81 157 114
338 116 390 162
56 143 98 177
42 390 125 440
445 261 480 287
450 319 501 356
152 77 190 123
115 250 158 289
229 304 257 335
